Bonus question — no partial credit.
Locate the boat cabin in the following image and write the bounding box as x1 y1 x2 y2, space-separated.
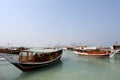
19 50 62 63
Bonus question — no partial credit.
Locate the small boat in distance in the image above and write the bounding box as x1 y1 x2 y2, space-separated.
73 46 111 58
111 42 120 55
0 48 20 54
113 44 120 50
0 47 30 54
0 49 63 72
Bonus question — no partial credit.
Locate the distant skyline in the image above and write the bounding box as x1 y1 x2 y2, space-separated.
0 0 120 47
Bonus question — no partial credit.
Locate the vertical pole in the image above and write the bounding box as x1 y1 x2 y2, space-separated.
26 52 29 62
30 52 34 62
19 52 23 61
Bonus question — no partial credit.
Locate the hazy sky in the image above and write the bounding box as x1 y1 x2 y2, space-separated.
0 0 120 47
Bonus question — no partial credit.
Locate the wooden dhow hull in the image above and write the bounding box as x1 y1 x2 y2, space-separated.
73 49 110 58
12 56 61 71
74 51 110 58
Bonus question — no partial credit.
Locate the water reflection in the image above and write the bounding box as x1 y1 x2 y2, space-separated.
0 61 22 80
16 61 63 80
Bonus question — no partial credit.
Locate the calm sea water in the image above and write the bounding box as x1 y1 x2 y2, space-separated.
0 50 120 80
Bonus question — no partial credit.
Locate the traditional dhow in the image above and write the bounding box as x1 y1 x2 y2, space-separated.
0 49 63 71
73 46 111 58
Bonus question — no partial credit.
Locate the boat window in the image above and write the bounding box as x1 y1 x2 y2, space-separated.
21 52 27 56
